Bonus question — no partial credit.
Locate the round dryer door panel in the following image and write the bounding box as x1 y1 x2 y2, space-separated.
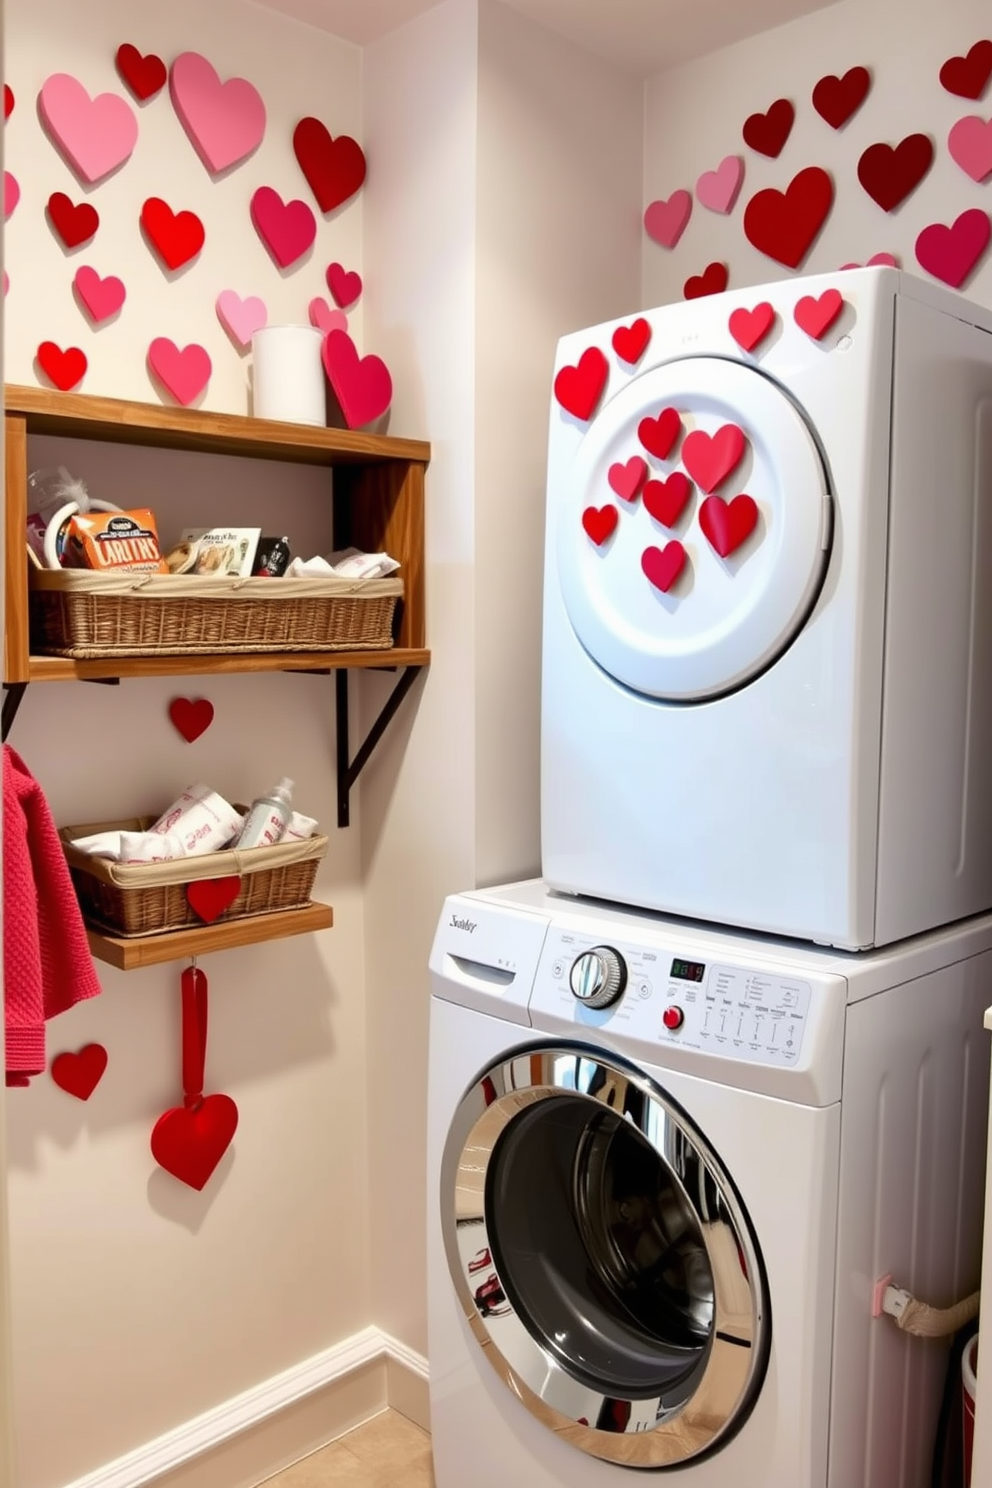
558 357 832 701
440 1043 770 1469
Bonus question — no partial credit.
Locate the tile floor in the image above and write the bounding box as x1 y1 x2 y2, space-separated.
260 1409 435 1488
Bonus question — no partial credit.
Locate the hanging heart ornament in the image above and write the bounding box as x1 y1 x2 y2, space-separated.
150 967 239 1192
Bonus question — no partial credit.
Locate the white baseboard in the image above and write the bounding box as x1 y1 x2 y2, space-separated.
65 1327 430 1488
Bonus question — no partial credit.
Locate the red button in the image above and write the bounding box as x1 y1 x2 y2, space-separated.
663 1006 684 1031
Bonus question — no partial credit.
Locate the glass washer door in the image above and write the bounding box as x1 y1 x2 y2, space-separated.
440 1043 770 1469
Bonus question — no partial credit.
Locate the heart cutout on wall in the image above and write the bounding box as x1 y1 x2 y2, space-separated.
638 407 682 460
742 97 794 157
51 1043 108 1101
729 302 775 352
151 1095 239 1191
948 116 992 183
251 187 316 269
643 472 693 528
326 262 362 308
811 66 871 129
4 172 19 221
115 43 167 102
169 51 266 174
141 197 205 271
684 262 728 299
939 40 992 99
642 542 686 594
293 118 367 212
37 342 87 391
612 318 651 364
695 155 744 214
644 190 692 248
186 876 242 923
74 266 126 325
915 208 991 288
743 166 834 269
308 298 348 336
4 85 13 120
216 290 267 349
699 494 759 558
582 506 618 546
322 330 393 429
554 346 608 422
48 191 99 249
682 424 746 493
857 134 934 212
39 73 138 184
148 338 212 406
168 697 215 742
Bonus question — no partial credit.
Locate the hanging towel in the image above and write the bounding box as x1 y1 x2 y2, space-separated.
3 745 101 1086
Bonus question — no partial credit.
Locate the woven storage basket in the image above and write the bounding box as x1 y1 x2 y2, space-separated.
60 814 328 937
30 569 402 658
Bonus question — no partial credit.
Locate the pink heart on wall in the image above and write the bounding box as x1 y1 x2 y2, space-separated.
4 171 19 220
39 73 138 184
169 52 265 174
695 155 744 214
326 262 362 308
839 252 899 269
948 115 992 182
148 338 212 406
74 266 126 323
644 190 692 248
915 208 991 288
322 330 392 429
308 298 347 335
216 289 267 348
250 187 316 268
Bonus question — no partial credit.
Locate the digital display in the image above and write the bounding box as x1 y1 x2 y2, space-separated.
671 958 705 983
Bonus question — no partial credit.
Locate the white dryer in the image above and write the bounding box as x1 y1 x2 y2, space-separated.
541 268 992 949
427 881 992 1488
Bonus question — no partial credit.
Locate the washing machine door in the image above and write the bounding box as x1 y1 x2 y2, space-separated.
557 356 832 701
440 1042 770 1469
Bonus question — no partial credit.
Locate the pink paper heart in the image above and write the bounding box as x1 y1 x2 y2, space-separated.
322 330 392 429
948 115 992 183
39 73 138 184
326 262 362 308
216 289 267 348
644 190 692 248
695 155 744 214
148 337 212 406
169 51 265 174
915 208 991 289
839 252 899 270
74 265 126 323
250 186 316 269
308 297 348 335
4 171 19 219
3 271 8 296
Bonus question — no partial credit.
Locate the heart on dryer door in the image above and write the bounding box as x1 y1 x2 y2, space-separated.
643 472 692 528
612 318 651 364
608 456 648 502
699 494 759 558
582 505 618 546
638 407 682 460
554 346 608 421
681 424 746 494
642 541 686 593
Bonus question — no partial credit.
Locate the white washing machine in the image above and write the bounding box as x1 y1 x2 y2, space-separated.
542 268 992 949
427 881 992 1487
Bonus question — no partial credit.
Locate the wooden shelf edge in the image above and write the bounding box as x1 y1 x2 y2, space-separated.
87 901 334 970
26 648 431 681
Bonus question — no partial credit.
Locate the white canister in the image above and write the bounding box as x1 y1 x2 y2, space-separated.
251 325 326 426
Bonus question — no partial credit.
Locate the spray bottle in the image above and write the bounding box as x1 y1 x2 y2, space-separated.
233 778 294 850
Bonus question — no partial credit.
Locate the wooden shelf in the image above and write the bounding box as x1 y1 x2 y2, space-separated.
27 648 431 683
87 901 334 970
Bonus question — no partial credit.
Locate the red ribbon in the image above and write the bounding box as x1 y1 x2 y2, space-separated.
181 965 208 1109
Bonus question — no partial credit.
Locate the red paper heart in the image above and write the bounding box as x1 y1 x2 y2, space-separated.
729 302 775 352
915 208 991 289
794 289 844 340
141 197 205 271
608 456 648 502
322 329 393 428
51 1043 108 1100
4 85 13 120
251 187 316 269
684 262 728 300
582 506 618 545
293 117 367 213
638 407 682 460
642 542 686 594
186 876 242 923
326 261 362 308
612 318 651 364
857 134 933 212
48 191 99 249
699 494 759 558
743 166 834 269
168 697 214 742
742 98 795 157
682 424 746 494
151 1094 238 1191
37 342 87 392
116 43 167 101
643 472 693 528
554 346 608 422
940 40 992 100
812 66 871 129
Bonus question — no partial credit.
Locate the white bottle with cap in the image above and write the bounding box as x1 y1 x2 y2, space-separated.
233 778 294 850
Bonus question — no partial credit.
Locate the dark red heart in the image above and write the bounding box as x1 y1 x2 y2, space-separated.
37 342 87 392
51 1044 108 1101
48 191 99 249
638 407 682 460
857 134 933 212
729 302 775 352
151 1094 239 1191
642 542 686 594
812 66 871 129
554 346 608 421
612 317 651 364
742 98 795 157
915 208 991 289
326 262 361 308
743 166 834 269
293 117 367 213
682 424 746 494
186 877 242 924
141 197 205 271
115 43 167 101
168 697 215 743
582 506 618 546
684 262 728 300
939 40 992 99
643 472 692 528
699 494 759 558
4 84 13 120
794 289 844 340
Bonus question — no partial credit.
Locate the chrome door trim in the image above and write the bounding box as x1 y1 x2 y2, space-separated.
440 1042 770 1469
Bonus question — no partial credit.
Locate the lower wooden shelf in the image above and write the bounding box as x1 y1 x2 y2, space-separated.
24 648 430 682
87 901 334 970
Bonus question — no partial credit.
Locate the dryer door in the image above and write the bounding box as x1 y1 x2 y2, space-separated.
557 356 832 701
440 1042 770 1469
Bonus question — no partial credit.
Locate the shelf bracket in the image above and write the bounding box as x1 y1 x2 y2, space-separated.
2 682 28 742
335 666 422 828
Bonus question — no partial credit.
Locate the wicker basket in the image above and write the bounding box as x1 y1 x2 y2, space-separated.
61 814 328 937
30 569 402 658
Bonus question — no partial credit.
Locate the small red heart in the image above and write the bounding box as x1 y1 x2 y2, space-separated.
812 66 871 129
554 346 608 422
326 262 362 308
168 697 215 743
699 494 759 558
293 117 367 213
794 289 844 340
684 262 728 300
682 424 746 494
37 341 87 392
857 135 933 213
742 97 795 157
940 40 992 100
115 43 167 101
51 1044 108 1101
638 407 682 460
151 1094 239 1191
141 197 205 271
4 84 13 120
612 317 651 364
608 456 648 502
322 329 392 429
48 191 99 249
729 302 775 352
186 877 242 924
582 506 618 546
643 472 693 528
743 166 834 270
642 542 686 594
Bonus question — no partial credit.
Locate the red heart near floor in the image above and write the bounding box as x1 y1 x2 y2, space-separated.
115 43 167 101
48 191 99 248
742 98 795 157
51 1043 108 1100
293 118 367 212
582 506 618 546
612 318 651 364
857 134 934 212
729 302 775 352
554 346 608 422
322 329 393 428
608 456 648 502
169 697 214 742
794 289 844 340
187 876 242 923
642 542 686 594
141 197 205 271
743 166 834 269
151 1094 238 1191
37 341 87 391
682 424 746 494
638 407 682 460
643 472 692 528
699 494 759 558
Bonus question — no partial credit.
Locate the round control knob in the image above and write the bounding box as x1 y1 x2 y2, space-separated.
663 1006 685 1031
569 946 627 1009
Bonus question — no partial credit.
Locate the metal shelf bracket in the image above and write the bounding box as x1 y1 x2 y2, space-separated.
2 683 28 742
335 666 422 828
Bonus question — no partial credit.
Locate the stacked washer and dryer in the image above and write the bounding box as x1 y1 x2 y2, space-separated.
427 268 992 1485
